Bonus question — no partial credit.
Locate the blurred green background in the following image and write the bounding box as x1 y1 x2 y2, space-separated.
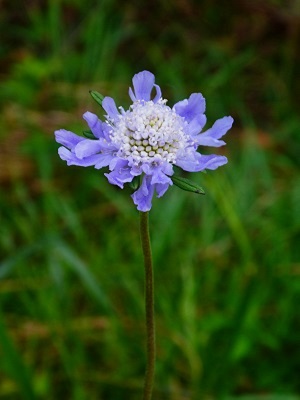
0 0 300 399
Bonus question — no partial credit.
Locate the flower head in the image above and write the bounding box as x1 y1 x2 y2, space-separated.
55 71 233 211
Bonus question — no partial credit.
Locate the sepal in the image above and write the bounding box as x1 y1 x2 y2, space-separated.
128 176 140 190
171 175 205 195
82 130 97 140
89 90 104 107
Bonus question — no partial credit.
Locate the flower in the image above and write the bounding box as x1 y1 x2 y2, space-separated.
55 71 233 212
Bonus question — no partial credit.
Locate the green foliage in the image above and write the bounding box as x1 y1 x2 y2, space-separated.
89 91 105 107
0 0 300 399
171 175 205 195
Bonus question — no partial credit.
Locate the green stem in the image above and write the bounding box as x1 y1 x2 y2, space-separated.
139 211 156 400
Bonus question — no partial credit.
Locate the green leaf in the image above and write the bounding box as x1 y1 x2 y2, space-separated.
128 176 140 191
89 90 104 107
83 130 97 140
171 175 205 195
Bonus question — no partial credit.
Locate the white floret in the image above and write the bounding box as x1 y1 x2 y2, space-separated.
108 99 189 165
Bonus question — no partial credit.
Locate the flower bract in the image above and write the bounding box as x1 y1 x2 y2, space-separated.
55 71 233 211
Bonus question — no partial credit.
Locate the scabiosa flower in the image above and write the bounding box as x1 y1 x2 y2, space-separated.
55 71 233 212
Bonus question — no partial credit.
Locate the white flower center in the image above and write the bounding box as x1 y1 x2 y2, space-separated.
107 99 189 164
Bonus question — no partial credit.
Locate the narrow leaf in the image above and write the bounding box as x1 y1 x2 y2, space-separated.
83 130 97 140
128 176 140 191
89 90 104 107
171 175 205 195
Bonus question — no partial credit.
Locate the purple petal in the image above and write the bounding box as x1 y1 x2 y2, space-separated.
156 183 170 198
176 150 227 172
105 169 133 188
102 97 119 120
131 175 155 212
55 129 84 150
128 87 136 102
194 116 233 147
129 71 155 102
129 162 143 176
197 154 228 170
206 116 233 139
175 150 199 172
109 156 122 171
173 93 206 122
194 136 226 148
58 147 106 167
74 139 104 159
104 159 133 188
83 112 105 139
94 153 116 169
150 166 173 186
141 161 173 179
101 123 113 142
187 115 207 136
140 163 152 175
161 162 174 176
152 84 162 103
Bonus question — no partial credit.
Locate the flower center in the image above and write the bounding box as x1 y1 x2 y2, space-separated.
107 99 189 164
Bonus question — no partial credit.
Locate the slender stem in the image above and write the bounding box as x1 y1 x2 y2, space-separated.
139 211 156 400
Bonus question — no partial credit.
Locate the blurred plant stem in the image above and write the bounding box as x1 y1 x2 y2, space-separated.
139 211 155 400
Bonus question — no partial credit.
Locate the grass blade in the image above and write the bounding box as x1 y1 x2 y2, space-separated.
0 310 36 400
